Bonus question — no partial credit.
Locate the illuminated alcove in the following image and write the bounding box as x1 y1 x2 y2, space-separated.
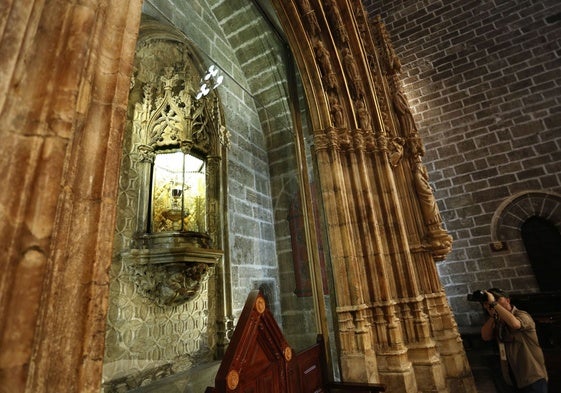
102 17 229 390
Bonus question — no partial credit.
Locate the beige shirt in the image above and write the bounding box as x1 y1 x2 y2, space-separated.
500 307 548 388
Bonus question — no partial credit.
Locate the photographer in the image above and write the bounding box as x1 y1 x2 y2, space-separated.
477 288 548 393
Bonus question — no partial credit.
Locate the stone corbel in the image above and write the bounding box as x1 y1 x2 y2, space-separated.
425 234 453 261
131 261 211 307
137 144 155 163
125 233 223 306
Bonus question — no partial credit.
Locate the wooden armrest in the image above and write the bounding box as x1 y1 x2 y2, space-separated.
328 381 386 392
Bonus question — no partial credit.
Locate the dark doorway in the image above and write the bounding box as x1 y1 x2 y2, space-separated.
521 216 561 292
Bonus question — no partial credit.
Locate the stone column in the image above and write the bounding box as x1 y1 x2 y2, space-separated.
0 1 142 392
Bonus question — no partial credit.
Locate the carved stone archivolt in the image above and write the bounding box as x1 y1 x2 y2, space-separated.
271 1 474 392
133 61 227 161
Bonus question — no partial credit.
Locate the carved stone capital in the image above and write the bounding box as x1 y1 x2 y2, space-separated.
137 144 155 163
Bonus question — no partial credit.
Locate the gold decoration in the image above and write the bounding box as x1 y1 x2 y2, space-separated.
255 296 266 314
226 370 239 390
284 346 292 362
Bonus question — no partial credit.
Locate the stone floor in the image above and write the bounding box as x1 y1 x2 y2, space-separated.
128 344 506 393
126 361 219 393
466 346 505 393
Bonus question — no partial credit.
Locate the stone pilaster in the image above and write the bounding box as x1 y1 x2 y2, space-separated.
0 1 143 392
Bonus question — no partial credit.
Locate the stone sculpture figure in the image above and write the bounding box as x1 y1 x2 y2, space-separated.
389 137 404 167
325 0 348 44
413 157 441 225
356 99 371 130
342 47 364 99
392 89 416 135
315 39 337 91
298 0 320 36
329 93 345 128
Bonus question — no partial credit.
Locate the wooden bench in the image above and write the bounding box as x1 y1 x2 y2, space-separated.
205 290 386 393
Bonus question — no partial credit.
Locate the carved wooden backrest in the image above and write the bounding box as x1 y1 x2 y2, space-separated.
205 290 293 393
205 290 385 393
289 339 325 392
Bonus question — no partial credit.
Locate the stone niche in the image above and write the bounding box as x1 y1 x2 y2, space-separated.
102 18 228 392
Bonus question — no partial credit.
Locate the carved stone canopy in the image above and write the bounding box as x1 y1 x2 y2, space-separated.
132 32 228 160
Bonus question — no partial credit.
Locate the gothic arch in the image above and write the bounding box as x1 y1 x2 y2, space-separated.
270 2 469 391
490 190 561 244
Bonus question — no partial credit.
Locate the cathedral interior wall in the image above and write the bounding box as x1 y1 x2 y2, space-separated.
3 0 559 392
364 0 561 329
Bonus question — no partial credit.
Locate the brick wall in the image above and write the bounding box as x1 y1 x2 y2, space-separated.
363 0 561 328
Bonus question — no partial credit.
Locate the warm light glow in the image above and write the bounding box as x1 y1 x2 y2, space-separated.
151 151 206 232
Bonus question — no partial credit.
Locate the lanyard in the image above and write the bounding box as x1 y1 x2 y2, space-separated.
498 340 513 386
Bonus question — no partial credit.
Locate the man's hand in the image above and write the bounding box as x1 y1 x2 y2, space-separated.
483 290 495 303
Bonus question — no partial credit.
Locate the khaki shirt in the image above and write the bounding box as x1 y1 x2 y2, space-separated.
499 306 548 388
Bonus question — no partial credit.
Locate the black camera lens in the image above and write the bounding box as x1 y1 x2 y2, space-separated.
467 290 487 302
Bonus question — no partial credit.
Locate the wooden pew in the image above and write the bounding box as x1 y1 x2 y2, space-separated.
292 335 386 392
205 290 386 393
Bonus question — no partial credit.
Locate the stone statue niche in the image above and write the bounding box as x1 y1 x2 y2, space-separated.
103 26 229 392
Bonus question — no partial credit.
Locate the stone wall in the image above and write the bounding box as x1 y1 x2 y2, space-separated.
207 0 319 350
103 1 281 388
363 0 561 328
103 0 319 389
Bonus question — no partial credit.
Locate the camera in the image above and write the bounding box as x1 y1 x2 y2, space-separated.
467 290 488 302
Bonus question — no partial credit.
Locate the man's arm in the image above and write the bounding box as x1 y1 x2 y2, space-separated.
493 302 521 330
484 291 522 331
